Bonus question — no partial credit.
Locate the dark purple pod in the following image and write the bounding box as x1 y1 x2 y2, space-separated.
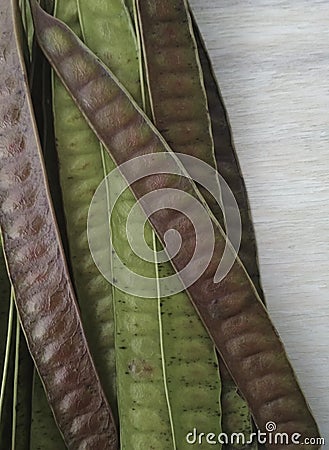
0 2 118 449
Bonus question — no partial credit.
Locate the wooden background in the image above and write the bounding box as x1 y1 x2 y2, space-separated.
189 0 329 444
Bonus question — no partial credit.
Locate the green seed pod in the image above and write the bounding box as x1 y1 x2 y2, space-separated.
75 1 222 447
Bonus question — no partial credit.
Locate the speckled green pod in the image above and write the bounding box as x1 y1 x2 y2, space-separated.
73 1 222 447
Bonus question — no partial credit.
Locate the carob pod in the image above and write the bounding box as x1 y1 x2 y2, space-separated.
78 1 222 447
0 1 118 449
32 3 320 448
136 1 257 445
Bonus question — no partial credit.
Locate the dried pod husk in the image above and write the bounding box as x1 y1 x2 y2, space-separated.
0 1 118 448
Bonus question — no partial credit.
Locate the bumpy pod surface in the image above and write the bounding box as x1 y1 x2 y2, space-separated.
0 2 118 449
32 3 320 448
192 14 265 447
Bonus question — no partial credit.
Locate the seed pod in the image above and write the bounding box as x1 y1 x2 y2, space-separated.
191 13 265 447
32 3 320 448
136 0 223 223
136 0 215 166
0 2 118 448
136 1 259 445
191 16 264 302
77 1 222 447
52 0 118 422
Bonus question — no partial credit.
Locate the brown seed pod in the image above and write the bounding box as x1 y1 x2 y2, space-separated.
0 1 118 449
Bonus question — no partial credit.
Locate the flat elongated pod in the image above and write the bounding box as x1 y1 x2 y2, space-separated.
78 3 222 447
136 0 215 167
77 0 140 103
136 0 225 225
191 13 265 447
0 2 117 449
32 4 320 447
136 2 259 445
191 17 264 302
52 0 118 421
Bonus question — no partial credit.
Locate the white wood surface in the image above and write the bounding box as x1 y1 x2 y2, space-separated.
189 0 329 445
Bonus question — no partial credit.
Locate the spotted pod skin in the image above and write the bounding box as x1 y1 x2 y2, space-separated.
0 2 118 449
78 2 222 448
32 3 320 448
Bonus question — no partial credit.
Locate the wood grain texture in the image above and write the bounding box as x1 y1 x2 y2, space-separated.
189 0 329 445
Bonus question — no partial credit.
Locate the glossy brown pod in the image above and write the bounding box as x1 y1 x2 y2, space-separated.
31 3 320 448
0 2 118 449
